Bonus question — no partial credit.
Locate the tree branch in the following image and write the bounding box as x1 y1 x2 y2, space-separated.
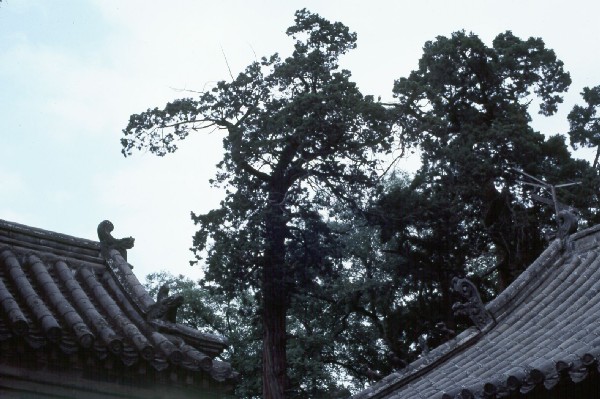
223 120 271 182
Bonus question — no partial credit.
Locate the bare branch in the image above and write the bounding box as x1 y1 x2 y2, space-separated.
221 45 235 81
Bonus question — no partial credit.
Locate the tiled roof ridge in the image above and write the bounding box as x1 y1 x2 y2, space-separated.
485 239 561 322
103 247 229 354
486 224 600 324
0 219 236 387
100 247 234 381
353 327 483 399
351 223 600 399
0 219 100 250
0 219 102 265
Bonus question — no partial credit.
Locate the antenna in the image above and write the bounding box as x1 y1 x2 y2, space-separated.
509 168 581 221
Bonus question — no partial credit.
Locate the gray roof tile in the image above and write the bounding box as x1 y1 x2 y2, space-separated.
0 219 235 388
353 225 600 398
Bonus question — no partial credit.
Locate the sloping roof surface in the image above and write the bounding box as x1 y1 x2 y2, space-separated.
0 219 235 389
353 224 600 399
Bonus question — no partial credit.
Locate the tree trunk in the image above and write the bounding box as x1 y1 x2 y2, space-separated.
262 290 287 399
262 191 289 399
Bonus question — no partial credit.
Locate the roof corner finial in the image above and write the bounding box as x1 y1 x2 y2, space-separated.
97 220 135 261
146 283 184 323
451 277 494 330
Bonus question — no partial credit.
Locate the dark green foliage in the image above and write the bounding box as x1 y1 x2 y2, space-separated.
126 20 600 398
387 30 595 286
123 10 392 398
367 30 600 373
145 273 262 398
568 85 600 168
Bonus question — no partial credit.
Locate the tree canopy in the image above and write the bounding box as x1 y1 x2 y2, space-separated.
568 85 600 168
123 17 600 399
368 30 600 371
386 30 598 286
122 9 392 398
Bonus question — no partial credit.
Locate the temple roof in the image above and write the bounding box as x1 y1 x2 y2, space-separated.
353 224 600 399
0 219 236 395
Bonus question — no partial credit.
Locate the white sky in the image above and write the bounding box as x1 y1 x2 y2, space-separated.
1 0 599 281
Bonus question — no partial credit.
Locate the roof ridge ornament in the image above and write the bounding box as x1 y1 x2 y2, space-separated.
147 284 184 323
451 277 495 330
97 220 135 261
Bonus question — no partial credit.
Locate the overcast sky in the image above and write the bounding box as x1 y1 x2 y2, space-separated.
1 0 599 281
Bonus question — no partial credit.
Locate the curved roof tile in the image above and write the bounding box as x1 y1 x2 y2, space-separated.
353 225 600 399
0 219 235 389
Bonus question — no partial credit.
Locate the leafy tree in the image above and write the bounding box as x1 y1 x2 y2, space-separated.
388 30 585 285
145 272 263 398
568 85 600 168
124 21 600 398
122 9 391 398
368 30 600 365
145 270 363 398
